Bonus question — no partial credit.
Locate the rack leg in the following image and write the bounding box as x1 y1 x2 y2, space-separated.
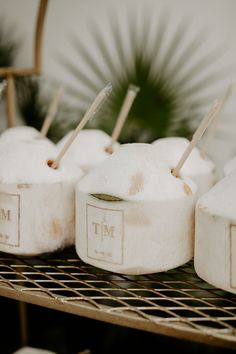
18 301 28 347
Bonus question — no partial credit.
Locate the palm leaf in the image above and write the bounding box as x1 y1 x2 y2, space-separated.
56 8 224 143
0 22 18 69
16 77 47 130
12 8 228 145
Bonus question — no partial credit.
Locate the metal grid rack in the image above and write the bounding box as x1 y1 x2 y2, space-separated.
0 248 235 350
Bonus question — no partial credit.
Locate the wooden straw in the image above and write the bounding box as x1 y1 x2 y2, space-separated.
40 86 64 137
106 84 140 154
172 101 221 178
200 82 235 158
6 75 16 127
50 83 112 169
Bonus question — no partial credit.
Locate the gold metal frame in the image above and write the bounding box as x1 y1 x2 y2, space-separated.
0 248 235 350
0 0 49 127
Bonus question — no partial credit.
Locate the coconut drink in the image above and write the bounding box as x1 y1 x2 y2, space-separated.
0 140 83 255
0 84 111 256
56 84 139 173
153 137 215 197
195 171 236 294
152 83 233 195
75 101 221 274
75 143 197 275
57 129 119 173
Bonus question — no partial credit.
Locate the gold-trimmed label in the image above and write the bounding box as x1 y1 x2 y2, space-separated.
86 203 124 265
230 224 236 288
0 193 20 247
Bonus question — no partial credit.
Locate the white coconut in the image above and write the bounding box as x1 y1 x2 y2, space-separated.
75 143 197 275
153 137 215 197
57 129 120 173
195 172 236 294
0 140 83 256
13 347 57 354
0 126 54 149
224 156 236 176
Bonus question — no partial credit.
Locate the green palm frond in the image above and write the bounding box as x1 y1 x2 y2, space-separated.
57 9 225 143
16 77 47 130
6 8 227 145
0 23 17 69
16 77 82 142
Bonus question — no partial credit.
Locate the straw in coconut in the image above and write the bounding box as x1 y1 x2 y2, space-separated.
106 84 140 154
50 83 112 169
172 101 221 178
40 85 64 137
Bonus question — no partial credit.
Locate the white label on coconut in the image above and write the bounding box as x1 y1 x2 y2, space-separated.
0 193 20 247
86 204 124 264
230 225 236 288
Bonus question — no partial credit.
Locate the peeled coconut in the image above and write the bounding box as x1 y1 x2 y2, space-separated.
75 143 197 275
153 137 215 197
195 172 236 294
0 139 83 255
0 126 54 149
57 129 120 173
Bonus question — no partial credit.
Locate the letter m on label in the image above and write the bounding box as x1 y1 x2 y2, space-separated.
104 224 114 237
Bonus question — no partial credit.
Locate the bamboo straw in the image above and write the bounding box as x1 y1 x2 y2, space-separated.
40 86 64 137
106 84 140 154
6 75 16 127
172 101 221 178
200 82 235 158
50 83 112 169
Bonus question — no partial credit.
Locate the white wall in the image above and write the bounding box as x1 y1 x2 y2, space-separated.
1 0 236 172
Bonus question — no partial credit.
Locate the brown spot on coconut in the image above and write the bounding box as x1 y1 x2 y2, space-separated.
51 218 63 238
183 183 192 195
128 173 144 196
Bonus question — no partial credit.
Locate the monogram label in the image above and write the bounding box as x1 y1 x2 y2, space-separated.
230 225 236 288
0 193 20 247
86 204 124 264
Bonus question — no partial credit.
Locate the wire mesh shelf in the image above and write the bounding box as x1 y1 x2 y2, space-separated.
0 247 235 350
